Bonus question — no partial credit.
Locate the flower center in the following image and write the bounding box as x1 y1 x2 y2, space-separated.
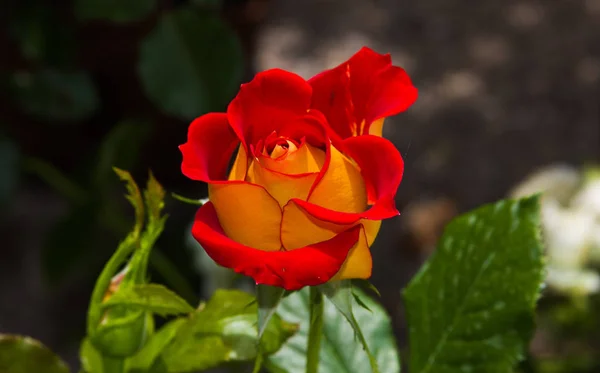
270 140 298 159
260 132 299 160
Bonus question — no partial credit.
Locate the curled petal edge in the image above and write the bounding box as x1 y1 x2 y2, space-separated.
290 197 398 226
308 46 418 139
192 202 361 290
180 112 239 183
294 134 404 225
227 68 313 153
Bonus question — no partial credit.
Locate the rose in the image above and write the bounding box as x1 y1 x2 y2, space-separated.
180 47 417 290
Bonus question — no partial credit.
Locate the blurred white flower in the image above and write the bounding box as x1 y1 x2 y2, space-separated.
572 178 600 216
541 199 596 269
546 267 600 295
510 164 600 296
509 164 580 204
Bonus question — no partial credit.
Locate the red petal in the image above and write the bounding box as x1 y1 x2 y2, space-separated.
309 47 417 138
344 134 404 205
308 63 354 139
363 64 418 127
277 110 340 197
341 47 392 127
227 69 313 153
290 135 404 224
277 110 331 149
192 202 361 290
180 113 239 182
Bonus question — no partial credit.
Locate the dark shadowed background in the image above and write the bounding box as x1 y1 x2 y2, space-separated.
1 0 599 371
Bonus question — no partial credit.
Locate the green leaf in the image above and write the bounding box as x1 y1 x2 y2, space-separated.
403 196 544 373
138 7 243 119
10 69 99 122
103 284 194 316
74 0 156 23
0 334 70 373
126 318 187 372
353 279 381 298
113 167 145 237
159 289 297 372
79 339 102 373
0 137 19 208
8 4 75 65
266 287 400 373
352 291 372 313
319 281 380 373
144 171 166 227
257 284 286 339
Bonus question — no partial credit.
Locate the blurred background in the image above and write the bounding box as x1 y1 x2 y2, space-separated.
1 0 599 371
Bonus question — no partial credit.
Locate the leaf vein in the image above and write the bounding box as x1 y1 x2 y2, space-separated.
419 252 497 373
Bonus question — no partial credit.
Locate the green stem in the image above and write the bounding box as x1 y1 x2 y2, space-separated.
25 159 198 305
171 192 207 205
99 204 198 305
102 356 125 373
306 286 324 373
87 234 137 336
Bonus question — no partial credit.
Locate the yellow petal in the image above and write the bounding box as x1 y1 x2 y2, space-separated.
281 200 380 249
228 145 248 181
308 145 367 213
270 140 298 159
281 200 350 250
247 161 317 207
281 202 380 280
245 142 326 207
367 118 385 137
260 142 325 175
362 219 382 246
331 225 373 280
209 183 282 251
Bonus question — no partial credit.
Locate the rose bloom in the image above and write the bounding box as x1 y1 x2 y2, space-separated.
180 47 417 290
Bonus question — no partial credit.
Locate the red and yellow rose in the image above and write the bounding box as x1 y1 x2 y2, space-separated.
180 47 417 290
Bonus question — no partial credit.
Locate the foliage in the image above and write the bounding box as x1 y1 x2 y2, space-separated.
79 171 293 373
2 0 584 369
6 0 242 295
74 0 157 23
132 289 297 372
0 335 70 373
266 286 401 373
1 152 550 373
404 196 545 373
138 7 243 119
10 70 99 122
